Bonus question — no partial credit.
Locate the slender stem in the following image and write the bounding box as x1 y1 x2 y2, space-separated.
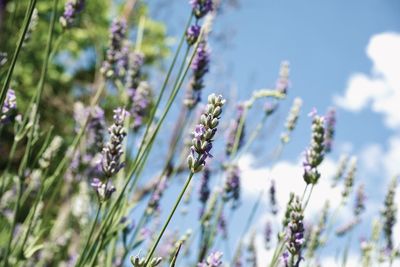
133 13 192 166
2 178 23 267
303 184 314 210
0 0 37 111
80 16 198 265
75 203 102 267
231 189 264 265
144 172 195 265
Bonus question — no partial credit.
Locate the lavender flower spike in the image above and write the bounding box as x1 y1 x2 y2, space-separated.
276 61 290 95
101 108 128 178
198 251 223 267
130 81 153 131
184 41 210 109
60 0 85 28
190 0 213 19
1 89 17 124
187 94 225 173
101 19 127 78
223 164 241 209
186 24 201 45
285 196 305 267
381 176 397 251
303 110 325 185
324 107 336 153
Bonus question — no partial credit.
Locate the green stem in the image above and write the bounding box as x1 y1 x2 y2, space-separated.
231 189 264 265
0 0 37 111
75 203 103 267
2 178 23 267
144 172 195 266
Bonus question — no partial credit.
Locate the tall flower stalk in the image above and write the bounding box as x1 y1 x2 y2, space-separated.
144 94 225 265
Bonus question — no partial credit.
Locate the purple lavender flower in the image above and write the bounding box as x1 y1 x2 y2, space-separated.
87 106 106 152
101 108 128 177
265 220 272 249
226 104 245 156
184 41 210 109
284 196 305 267
218 212 227 238
129 81 153 131
303 110 325 185
187 94 225 173
382 177 397 251
115 43 130 78
354 184 366 217
186 24 201 45
126 52 145 92
1 89 17 124
269 179 278 215
264 100 278 116
90 177 116 201
190 0 213 19
60 0 85 28
276 61 290 95
198 251 223 267
223 164 241 208
281 98 302 144
324 107 336 153
101 19 127 79
147 175 168 215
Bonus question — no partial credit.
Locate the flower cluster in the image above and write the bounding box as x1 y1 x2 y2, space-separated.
60 0 85 28
281 98 302 144
186 24 201 46
354 184 366 217
332 154 349 186
1 89 17 124
223 164 241 208
126 52 145 92
264 220 272 249
264 100 278 116
341 157 357 200
198 251 223 267
190 0 213 19
101 19 127 79
147 175 168 215
129 81 153 131
187 94 225 173
324 107 336 153
284 196 305 267
184 41 210 109
303 110 325 185
276 61 290 95
381 177 398 251
269 179 278 215
225 104 245 156
92 108 128 201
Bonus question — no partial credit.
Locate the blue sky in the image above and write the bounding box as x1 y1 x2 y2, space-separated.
145 1 400 265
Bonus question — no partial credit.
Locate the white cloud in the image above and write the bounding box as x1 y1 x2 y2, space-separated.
335 32 400 129
360 136 400 179
238 154 343 217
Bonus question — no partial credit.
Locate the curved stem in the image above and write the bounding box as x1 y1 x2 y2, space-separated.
0 0 37 111
144 172 195 265
75 203 102 267
2 178 23 267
